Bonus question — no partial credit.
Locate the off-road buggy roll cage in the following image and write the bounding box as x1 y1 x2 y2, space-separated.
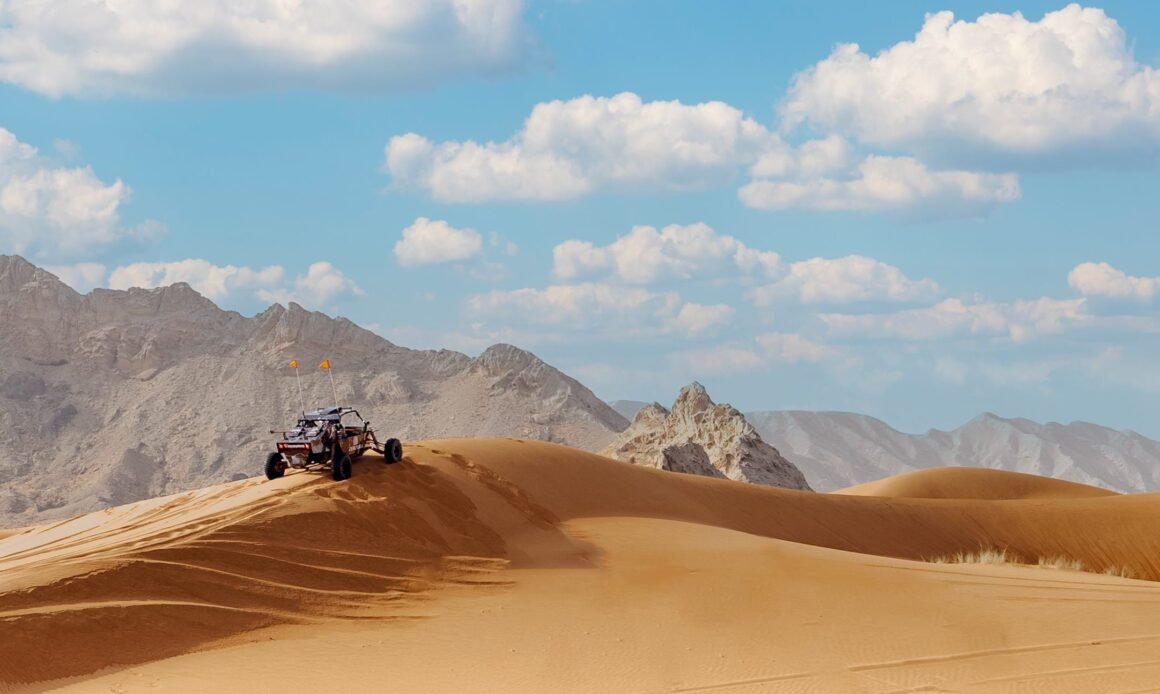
265 406 403 481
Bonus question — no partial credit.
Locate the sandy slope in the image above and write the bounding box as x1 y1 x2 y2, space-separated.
836 466 1120 500
4 438 1160 693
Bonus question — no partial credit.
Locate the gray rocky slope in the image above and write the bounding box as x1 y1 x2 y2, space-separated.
603 383 812 491
748 410 1160 493
0 255 628 526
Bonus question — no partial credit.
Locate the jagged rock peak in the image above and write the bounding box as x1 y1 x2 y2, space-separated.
0 254 78 298
603 383 812 491
474 343 543 371
0 253 38 276
674 381 712 412
631 402 670 425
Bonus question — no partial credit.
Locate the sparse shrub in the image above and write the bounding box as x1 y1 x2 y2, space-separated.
1102 565 1137 579
931 548 1012 565
1037 556 1085 572
926 548 1144 581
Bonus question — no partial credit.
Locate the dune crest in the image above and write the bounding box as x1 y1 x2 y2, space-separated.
836 466 1120 500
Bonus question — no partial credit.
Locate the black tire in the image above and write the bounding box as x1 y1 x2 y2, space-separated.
332 453 352 481
383 438 403 464
265 451 285 480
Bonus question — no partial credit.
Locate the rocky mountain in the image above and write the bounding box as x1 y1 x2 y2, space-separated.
750 410 1160 493
0 255 628 526
602 383 812 490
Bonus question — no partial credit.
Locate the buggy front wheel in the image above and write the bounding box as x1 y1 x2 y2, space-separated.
382 438 403 464
265 451 286 480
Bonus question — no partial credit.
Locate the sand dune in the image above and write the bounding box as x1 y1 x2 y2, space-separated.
4 438 1160 692
836 466 1120 500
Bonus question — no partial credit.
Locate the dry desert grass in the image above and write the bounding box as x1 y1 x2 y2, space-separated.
929 547 1137 579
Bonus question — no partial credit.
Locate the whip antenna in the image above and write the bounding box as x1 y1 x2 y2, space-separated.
320 359 338 407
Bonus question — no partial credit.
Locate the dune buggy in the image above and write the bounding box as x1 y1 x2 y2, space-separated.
265 406 403 481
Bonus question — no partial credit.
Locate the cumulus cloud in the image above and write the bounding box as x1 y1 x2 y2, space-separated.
739 155 1020 215
258 262 364 308
749 134 853 179
1068 261 1158 302
0 0 529 97
669 332 840 374
747 255 941 305
43 262 106 293
108 259 285 301
821 297 1090 342
553 223 780 284
755 332 841 363
0 128 161 258
666 303 734 338
108 258 361 308
467 283 681 330
668 345 768 375
386 90 1024 216
780 5 1160 162
467 283 740 341
385 92 778 202
394 217 483 266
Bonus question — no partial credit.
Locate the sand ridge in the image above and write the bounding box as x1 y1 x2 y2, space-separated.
835 466 1120 500
4 438 1160 692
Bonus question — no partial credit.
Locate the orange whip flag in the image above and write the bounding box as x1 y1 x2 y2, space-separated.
320 359 331 369
289 359 298 369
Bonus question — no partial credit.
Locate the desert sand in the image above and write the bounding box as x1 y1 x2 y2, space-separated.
3 438 1160 693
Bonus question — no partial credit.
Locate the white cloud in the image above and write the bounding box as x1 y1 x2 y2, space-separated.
553 223 781 284
394 217 483 266
669 345 768 375
669 332 840 374
43 262 106 293
385 92 778 202
386 90 1022 217
467 282 681 330
747 255 941 305
821 297 1090 342
259 261 364 308
0 127 162 258
666 303 734 338
739 155 1020 215
107 258 361 308
1068 261 1159 302
780 5 1160 161
750 135 853 179
108 259 285 301
0 0 529 97
755 332 840 363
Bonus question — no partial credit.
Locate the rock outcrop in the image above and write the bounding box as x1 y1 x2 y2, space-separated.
0 255 630 526
603 383 812 491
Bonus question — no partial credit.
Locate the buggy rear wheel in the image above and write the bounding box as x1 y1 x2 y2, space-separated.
383 438 403 464
264 451 286 480
332 453 352 481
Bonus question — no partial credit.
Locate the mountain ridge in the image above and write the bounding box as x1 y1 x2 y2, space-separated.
0 255 629 526
748 409 1160 493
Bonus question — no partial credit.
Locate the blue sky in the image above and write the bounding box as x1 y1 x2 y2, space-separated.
2 1 1159 436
